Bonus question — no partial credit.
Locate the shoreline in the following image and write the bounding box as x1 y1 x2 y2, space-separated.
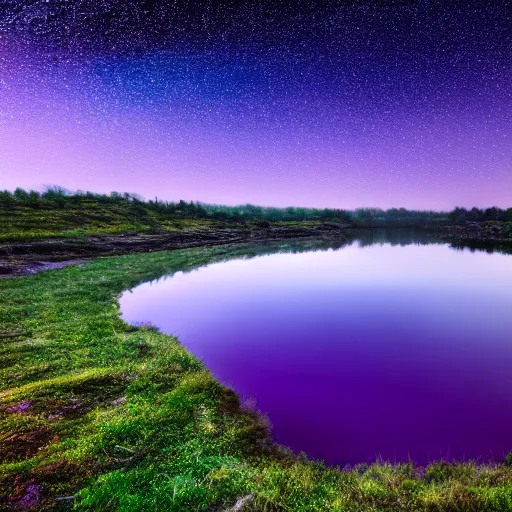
1 240 512 510
1 222 510 277
0 222 349 276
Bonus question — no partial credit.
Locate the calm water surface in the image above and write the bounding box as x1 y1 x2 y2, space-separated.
120 239 512 465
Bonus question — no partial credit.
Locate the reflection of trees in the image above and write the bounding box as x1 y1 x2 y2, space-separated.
128 238 358 287
353 228 443 248
354 228 510 255
147 233 510 286
449 240 512 255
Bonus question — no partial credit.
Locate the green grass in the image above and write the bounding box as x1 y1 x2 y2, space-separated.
1 242 512 511
0 202 229 242
0 202 326 243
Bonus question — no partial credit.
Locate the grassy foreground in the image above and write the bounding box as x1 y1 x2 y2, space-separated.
1 242 512 511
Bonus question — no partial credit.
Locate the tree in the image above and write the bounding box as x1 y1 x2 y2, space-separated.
14 187 29 201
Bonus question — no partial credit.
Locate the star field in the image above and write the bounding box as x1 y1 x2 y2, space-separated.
0 1 510 208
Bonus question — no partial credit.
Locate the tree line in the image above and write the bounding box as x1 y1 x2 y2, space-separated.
447 206 512 223
1 187 511 227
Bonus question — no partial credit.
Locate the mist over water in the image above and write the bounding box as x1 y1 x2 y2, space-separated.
120 238 512 465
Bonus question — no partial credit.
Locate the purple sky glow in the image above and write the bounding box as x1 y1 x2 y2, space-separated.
0 2 510 209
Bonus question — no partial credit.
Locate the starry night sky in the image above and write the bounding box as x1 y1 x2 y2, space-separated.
0 1 510 209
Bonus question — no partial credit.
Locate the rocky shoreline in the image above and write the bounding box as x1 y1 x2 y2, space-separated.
439 221 510 242
437 222 512 253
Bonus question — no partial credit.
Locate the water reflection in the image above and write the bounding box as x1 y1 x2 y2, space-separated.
120 233 512 465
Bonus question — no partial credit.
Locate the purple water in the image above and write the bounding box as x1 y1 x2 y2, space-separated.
120 242 512 465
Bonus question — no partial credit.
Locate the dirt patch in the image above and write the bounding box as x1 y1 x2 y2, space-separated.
1 456 88 509
0 427 53 461
0 259 86 278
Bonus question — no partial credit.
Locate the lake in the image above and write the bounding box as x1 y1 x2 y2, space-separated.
119 236 512 465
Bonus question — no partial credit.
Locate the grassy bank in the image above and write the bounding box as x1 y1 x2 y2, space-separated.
0 190 345 242
0 201 240 242
0 188 457 242
1 241 512 511
0 187 487 242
